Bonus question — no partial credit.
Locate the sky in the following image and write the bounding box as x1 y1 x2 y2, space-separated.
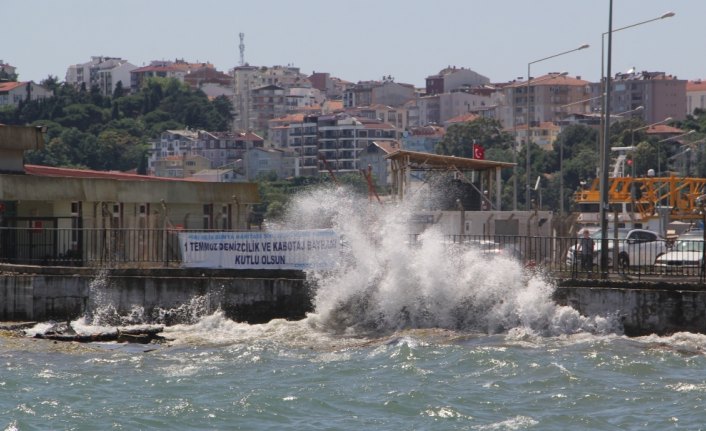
5 0 705 87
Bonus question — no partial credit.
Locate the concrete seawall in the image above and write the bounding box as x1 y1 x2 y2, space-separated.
3 265 706 336
0 265 311 324
555 280 706 336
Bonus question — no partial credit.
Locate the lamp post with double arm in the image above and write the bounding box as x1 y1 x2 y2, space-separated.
525 45 589 210
599 6 676 275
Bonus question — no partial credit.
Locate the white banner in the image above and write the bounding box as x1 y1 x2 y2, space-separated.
178 229 339 270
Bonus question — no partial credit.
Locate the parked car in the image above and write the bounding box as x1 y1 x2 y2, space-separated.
654 237 704 274
567 228 667 269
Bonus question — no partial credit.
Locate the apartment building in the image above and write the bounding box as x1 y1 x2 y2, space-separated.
425 66 490 96
510 122 561 151
130 59 214 92
687 79 706 115
343 79 416 108
65 56 137 96
245 147 298 180
232 65 311 131
401 125 445 154
0 60 17 79
346 104 407 132
589 70 687 123
504 73 591 129
267 114 319 177
317 114 397 174
308 71 352 100
148 129 264 177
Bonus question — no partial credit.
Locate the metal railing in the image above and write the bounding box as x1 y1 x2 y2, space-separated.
1 226 703 282
0 227 189 268
411 234 706 283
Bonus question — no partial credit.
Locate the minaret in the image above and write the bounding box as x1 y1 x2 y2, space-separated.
239 33 245 67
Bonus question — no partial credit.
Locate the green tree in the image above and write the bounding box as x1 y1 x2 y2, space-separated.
436 117 512 157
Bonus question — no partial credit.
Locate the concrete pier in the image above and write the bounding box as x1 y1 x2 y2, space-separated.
0 265 310 324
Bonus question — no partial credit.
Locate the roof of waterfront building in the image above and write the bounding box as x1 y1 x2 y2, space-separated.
24 165 185 181
385 150 515 170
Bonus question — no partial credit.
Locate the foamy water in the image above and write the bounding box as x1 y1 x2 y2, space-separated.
6 186 706 429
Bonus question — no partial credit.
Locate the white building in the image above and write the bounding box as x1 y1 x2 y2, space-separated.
232 65 311 131
0 81 52 108
65 56 136 96
245 147 298 180
687 79 706 115
148 130 265 176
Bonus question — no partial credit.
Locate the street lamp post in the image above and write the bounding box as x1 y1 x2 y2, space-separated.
631 117 672 147
658 130 695 176
599 0 615 276
514 72 567 211
599 7 675 275
629 116 672 176
525 45 589 210
556 94 604 218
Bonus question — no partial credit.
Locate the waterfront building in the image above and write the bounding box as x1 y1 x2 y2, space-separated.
0 125 260 265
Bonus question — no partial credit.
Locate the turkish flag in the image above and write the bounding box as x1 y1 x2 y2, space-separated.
473 143 485 160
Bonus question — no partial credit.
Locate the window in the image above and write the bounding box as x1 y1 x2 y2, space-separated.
203 204 213 229
221 205 230 229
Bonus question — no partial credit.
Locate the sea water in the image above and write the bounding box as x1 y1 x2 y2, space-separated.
3 187 706 430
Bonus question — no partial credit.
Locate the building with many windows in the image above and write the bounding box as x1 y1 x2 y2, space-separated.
504 73 591 130
590 70 687 124
65 56 136 96
317 114 397 174
687 79 706 116
148 130 264 177
425 66 490 96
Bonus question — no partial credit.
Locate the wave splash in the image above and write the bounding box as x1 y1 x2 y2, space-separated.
278 186 621 337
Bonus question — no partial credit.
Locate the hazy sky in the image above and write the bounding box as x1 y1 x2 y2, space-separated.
5 0 704 87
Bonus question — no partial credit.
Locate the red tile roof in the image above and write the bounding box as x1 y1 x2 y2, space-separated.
445 113 480 124
131 65 181 73
361 121 396 130
646 125 685 135
507 74 589 88
0 81 25 92
687 80 706 92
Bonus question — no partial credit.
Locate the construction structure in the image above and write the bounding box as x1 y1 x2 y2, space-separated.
385 150 552 238
573 175 706 236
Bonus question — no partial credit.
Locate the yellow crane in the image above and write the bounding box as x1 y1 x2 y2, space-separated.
573 175 706 225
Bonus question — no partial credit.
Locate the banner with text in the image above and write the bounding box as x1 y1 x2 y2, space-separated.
178 229 339 270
